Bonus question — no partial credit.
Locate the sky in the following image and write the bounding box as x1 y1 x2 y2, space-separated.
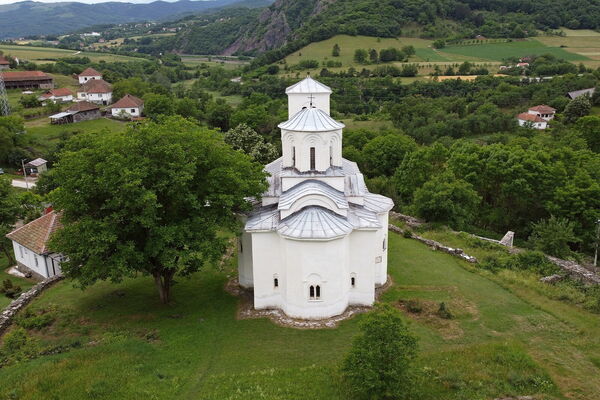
0 0 191 4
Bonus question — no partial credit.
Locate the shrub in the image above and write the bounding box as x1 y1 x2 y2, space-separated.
0 279 22 299
341 303 418 399
529 216 579 259
437 302 452 319
403 229 413 238
15 306 56 330
405 299 422 313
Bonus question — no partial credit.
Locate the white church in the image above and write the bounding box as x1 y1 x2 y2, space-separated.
238 76 394 320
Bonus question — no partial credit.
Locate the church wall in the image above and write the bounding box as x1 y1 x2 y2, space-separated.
287 93 330 118
348 230 377 306
281 130 342 173
252 232 285 309
281 236 350 319
375 212 390 286
238 232 254 288
281 176 345 193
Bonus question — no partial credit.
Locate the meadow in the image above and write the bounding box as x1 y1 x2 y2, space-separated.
0 44 141 63
1 232 599 399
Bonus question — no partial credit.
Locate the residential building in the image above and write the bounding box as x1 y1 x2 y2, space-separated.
528 105 556 121
49 101 100 124
517 112 548 129
77 79 112 105
110 94 144 119
77 67 102 84
0 71 53 89
38 88 74 104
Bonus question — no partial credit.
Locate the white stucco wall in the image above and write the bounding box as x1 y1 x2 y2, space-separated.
78 75 102 84
77 92 112 105
11 241 61 278
111 107 141 118
287 93 330 118
281 129 343 172
518 119 547 129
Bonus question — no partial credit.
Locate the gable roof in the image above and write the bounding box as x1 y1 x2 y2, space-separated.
286 76 332 94
79 78 111 94
517 112 545 123
529 105 555 114
40 88 73 99
111 94 143 109
78 67 102 77
6 211 62 254
1 70 51 82
68 101 99 112
567 88 595 100
25 158 47 167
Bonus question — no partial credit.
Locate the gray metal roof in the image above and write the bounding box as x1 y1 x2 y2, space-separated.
246 205 279 231
277 206 353 240
278 107 344 132
285 76 332 94
278 180 348 212
567 87 595 99
363 193 395 213
347 205 381 229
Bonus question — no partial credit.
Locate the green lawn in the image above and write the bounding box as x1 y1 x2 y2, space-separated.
0 44 141 63
440 39 589 62
2 232 600 399
0 254 36 309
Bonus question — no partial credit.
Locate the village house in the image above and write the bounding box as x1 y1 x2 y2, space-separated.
110 94 144 119
238 76 393 320
528 104 556 121
24 158 48 176
77 79 112 105
77 67 103 84
517 112 548 129
0 55 10 70
0 71 53 90
6 210 63 280
49 101 101 124
38 88 74 104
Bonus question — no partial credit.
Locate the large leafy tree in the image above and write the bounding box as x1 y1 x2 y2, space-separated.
341 304 418 400
0 178 20 266
224 124 278 165
49 117 268 303
529 216 580 259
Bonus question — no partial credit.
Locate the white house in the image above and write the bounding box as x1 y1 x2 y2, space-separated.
517 112 548 129
528 104 556 121
110 94 144 119
77 78 112 105
77 67 103 84
6 211 63 280
238 76 393 320
38 88 74 104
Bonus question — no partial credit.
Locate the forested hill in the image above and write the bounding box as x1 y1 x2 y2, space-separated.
157 0 600 57
0 0 270 39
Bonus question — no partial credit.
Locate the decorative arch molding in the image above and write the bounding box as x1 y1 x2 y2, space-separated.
281 194 348 219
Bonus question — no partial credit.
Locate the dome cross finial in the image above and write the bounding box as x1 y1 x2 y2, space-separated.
308 93 315 107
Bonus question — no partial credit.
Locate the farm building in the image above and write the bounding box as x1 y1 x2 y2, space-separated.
38 88 74 103
567 88 595 100
24 158 48 175
0 71 53 89
77 79 112 105
528 105 556 121
49 101 101 124
77 67 102 84
110 94 144 119
517 112 548 129
6 210 63 280
0 55 10 70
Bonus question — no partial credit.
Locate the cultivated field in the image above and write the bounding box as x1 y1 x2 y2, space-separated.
0 44 141 63
1 232 599 399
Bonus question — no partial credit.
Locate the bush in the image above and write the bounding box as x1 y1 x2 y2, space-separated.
405 299 422 313
437 302 452 319
341 303 418 399
529 216 579 259
15 306 56 330
0 279 22 299
480 251 560 276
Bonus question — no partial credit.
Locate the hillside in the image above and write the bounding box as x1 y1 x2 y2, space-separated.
162 0 600 57
0 0 270 39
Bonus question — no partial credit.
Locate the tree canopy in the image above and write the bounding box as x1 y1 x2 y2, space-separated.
48 116 268 303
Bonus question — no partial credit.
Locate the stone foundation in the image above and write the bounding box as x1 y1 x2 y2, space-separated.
14 262 46 281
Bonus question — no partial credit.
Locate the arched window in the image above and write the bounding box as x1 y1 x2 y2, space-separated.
309 285 315 299
310 147 316 170
351 277 355 287
292 146 296 167
383 235 387 250
274 278 279 288
315 285 321 299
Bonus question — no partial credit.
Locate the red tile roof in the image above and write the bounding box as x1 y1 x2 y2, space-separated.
68 101 100 112
1 70 52 82
78 67 102 77
6 211 62 254
529 105 555 114
517 112 545 123
111 94 143 109
79 78 112 94
0 56 9 65
41 88 74 99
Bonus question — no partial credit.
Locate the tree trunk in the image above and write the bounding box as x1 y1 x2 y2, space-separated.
1 244 15 267
153 269 174 304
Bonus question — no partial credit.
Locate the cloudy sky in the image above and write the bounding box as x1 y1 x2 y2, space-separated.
0 0 185 4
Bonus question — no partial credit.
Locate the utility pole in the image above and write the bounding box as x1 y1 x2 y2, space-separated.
0 70 10 116
21 159 29 190
594 219 600 267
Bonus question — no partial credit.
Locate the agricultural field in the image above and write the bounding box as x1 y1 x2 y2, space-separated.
536 29 600 68
1 232 599 399
0 44 141 63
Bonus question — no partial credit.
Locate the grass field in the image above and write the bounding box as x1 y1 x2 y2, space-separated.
0 44 141 63
1 231 599 399
536 29 600 68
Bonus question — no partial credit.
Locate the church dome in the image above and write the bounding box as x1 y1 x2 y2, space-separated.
285 76 332 94
278 107 345 132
